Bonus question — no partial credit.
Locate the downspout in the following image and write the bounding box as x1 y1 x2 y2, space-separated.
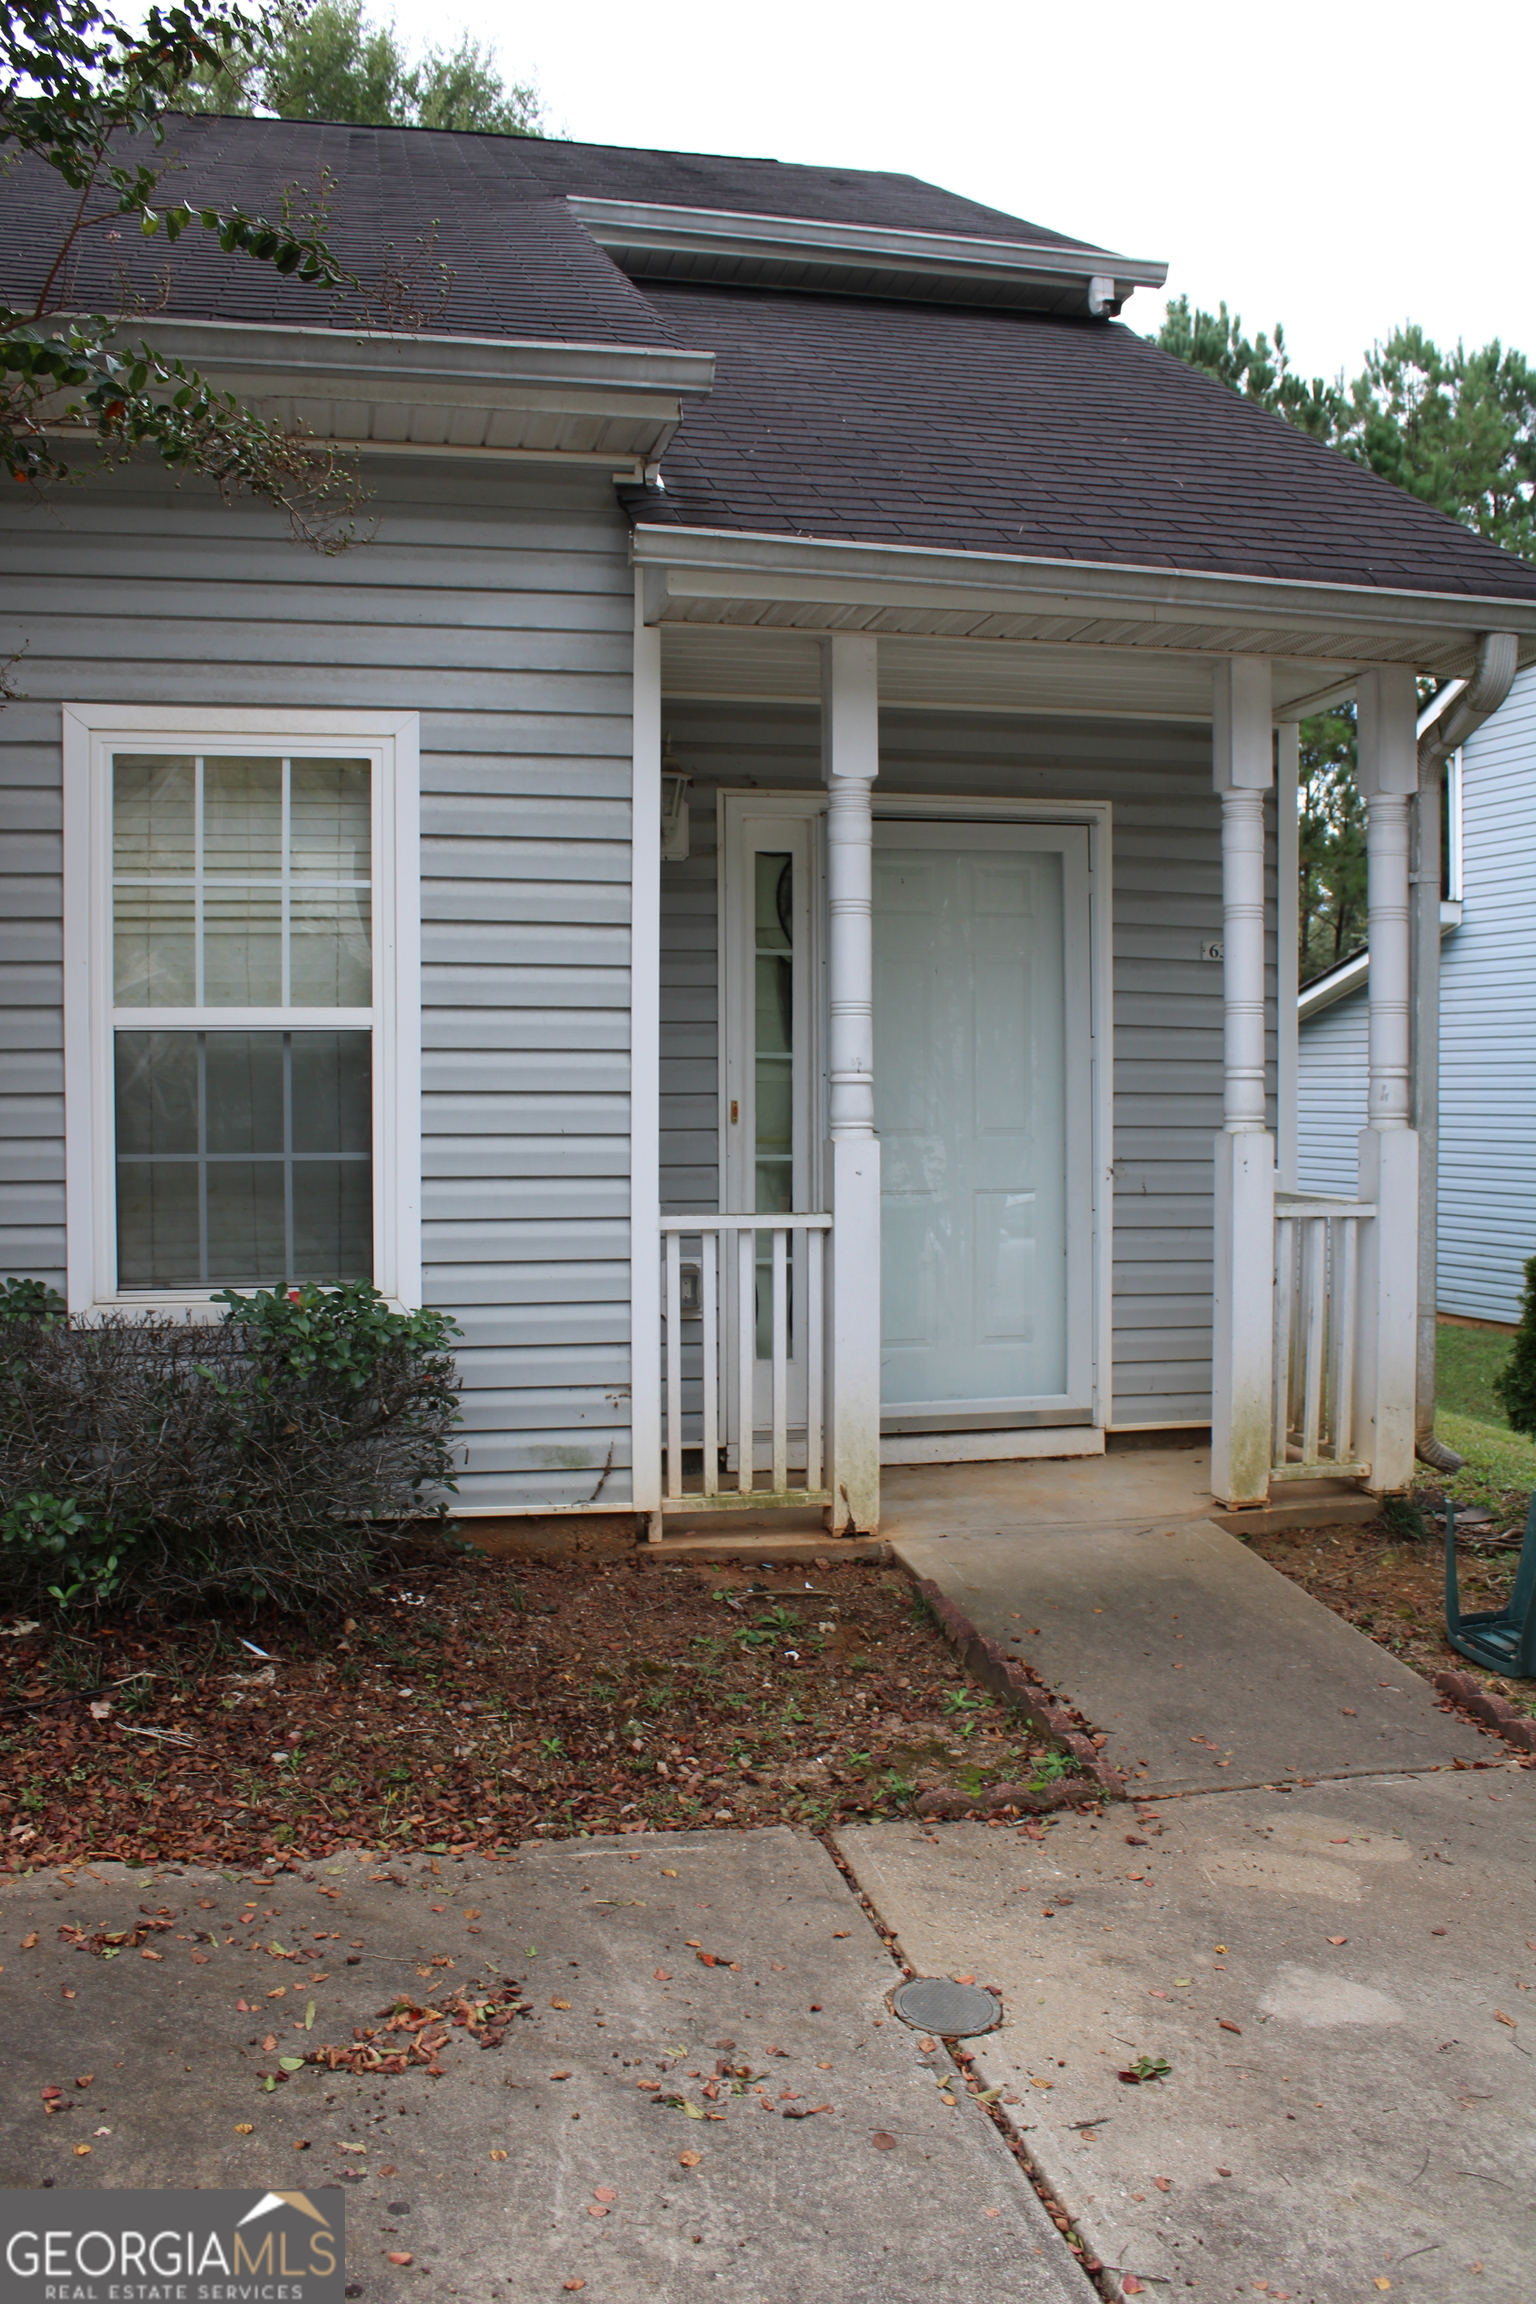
1412 631 1519 1471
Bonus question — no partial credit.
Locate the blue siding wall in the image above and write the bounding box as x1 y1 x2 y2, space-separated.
1297 665 1536 1324
1297 988 1367 1198
1439 671 1536 1321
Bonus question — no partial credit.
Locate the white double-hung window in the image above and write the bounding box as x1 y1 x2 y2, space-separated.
63 708 421 1312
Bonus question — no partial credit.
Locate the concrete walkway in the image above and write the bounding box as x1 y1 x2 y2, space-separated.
837 1768 1536 2304
1 1830 1082 2304
893 1515 1487 1793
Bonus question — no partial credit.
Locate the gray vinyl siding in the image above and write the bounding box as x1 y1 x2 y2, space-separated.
1296 990 1368 1198
1296 667 1536 1326
0 461 637 1512
1438 672 1536 1322
660 702 1257 1428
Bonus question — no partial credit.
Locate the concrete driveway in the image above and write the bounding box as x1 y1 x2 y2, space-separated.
1 1827 1086 2304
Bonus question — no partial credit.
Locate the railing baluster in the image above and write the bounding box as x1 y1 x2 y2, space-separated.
1272 1216 1295 1462
737 1226 755 1494
1336 1216 1359 1465
658 1211 833 1510
1301 1217 1326 1462
771 1225 788 1492
701 1228 719 1499
664 1231 682 1503
806 1226 824 1493
1271 1196 1373 1478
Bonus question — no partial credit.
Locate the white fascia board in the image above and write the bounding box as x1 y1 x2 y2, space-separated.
633 523 1536 660
570 196 1166 312
63 313 716 465
1298 902 1461 1022
1298 950 1370 1021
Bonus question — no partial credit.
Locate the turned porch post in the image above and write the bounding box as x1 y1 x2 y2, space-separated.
821 633 881 1535
1209 656 1276 1507
1355 666 1419 1493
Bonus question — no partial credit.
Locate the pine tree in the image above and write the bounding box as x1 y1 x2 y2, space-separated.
1493 1256 1536 1437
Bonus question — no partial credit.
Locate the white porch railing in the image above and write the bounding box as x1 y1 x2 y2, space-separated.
1270 1193 1376 1480
660 1213 832 1510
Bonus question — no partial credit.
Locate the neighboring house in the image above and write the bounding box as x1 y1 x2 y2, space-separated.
1299 668 1536 1327
6 117 1536 1529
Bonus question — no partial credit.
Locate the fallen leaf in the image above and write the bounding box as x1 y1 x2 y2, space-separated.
75 2076 93 2089
1027 2076 1053 2089
489 2149 508 2162
831 1931 850 1939
953 1972 976 1985
593 2187 617 2203
678 2149 702 2167
1153 2176 1171 2192
1325 1937 1348 1947
661 1869 677 1877
564 2282 587 2292
1219 2021 1243 2035
338 2142 367 2154
234 2124 254 2136
73 2144 91 2157
262 2035 278 2053
587 2204 608 2218
548 2070 572 2082
385 2251 413 2266
1375 2283 1391 2293
654 1969 672 1982
20 1933 38 1950
292 2138 310 2150
983 2206 1000 2217
1495 2011 1517 2028
872 2132 896 2150
1123 2283 1144 2296
550 1998 571 2010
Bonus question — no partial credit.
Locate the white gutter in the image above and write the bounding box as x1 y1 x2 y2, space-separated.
568 196 1166 317
54 313 718 468
634 523 1536 667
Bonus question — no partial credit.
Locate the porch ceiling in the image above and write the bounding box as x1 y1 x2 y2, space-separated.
659 624 1361 720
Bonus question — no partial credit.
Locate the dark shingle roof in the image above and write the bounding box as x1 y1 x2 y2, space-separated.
3 113 1088 342
634 284 1536 600
6 112 1536 603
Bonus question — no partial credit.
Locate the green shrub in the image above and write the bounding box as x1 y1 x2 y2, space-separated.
0 1280 461 1612
1493 1255 1536 1438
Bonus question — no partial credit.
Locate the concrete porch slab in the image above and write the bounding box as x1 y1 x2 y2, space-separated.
880 1445 1372 1542
1 1829 1081 2304
836 1771 1536 2304
892 1517 1487 1792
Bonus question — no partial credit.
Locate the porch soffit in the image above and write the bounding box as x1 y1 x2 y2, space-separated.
660 625 1363 720
636 527 1536 693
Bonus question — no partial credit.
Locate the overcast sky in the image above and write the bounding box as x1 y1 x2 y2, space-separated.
387 0 1532 381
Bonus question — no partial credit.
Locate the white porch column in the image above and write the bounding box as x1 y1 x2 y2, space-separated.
821 633 881 1534
1355 666 1420 1493
1209 657 1276 1507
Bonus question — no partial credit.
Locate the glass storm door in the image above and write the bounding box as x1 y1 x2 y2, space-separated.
721 804 821 1473
873 821 1093 1430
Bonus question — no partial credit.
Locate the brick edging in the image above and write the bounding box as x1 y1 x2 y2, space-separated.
913 1576 1125 1802
1432 1669 1536 1754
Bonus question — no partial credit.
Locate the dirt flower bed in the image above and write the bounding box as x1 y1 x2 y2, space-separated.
0 1553 1082 1869
1248 1513 1536 1721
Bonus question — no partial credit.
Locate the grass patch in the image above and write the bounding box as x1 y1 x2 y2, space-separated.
1427 1409 1536 1518
1435 1319 1515 1425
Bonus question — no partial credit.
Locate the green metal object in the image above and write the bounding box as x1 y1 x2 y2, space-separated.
1444 1494 1536 1678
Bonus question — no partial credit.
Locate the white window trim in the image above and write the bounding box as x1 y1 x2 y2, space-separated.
62 705 421 1315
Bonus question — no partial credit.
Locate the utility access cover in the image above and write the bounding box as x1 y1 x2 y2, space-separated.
891 1977 1001 2036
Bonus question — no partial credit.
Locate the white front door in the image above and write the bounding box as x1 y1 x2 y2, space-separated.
873 821 1093 1431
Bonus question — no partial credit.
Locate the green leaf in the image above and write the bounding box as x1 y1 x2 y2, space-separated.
278 2055 305 2071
